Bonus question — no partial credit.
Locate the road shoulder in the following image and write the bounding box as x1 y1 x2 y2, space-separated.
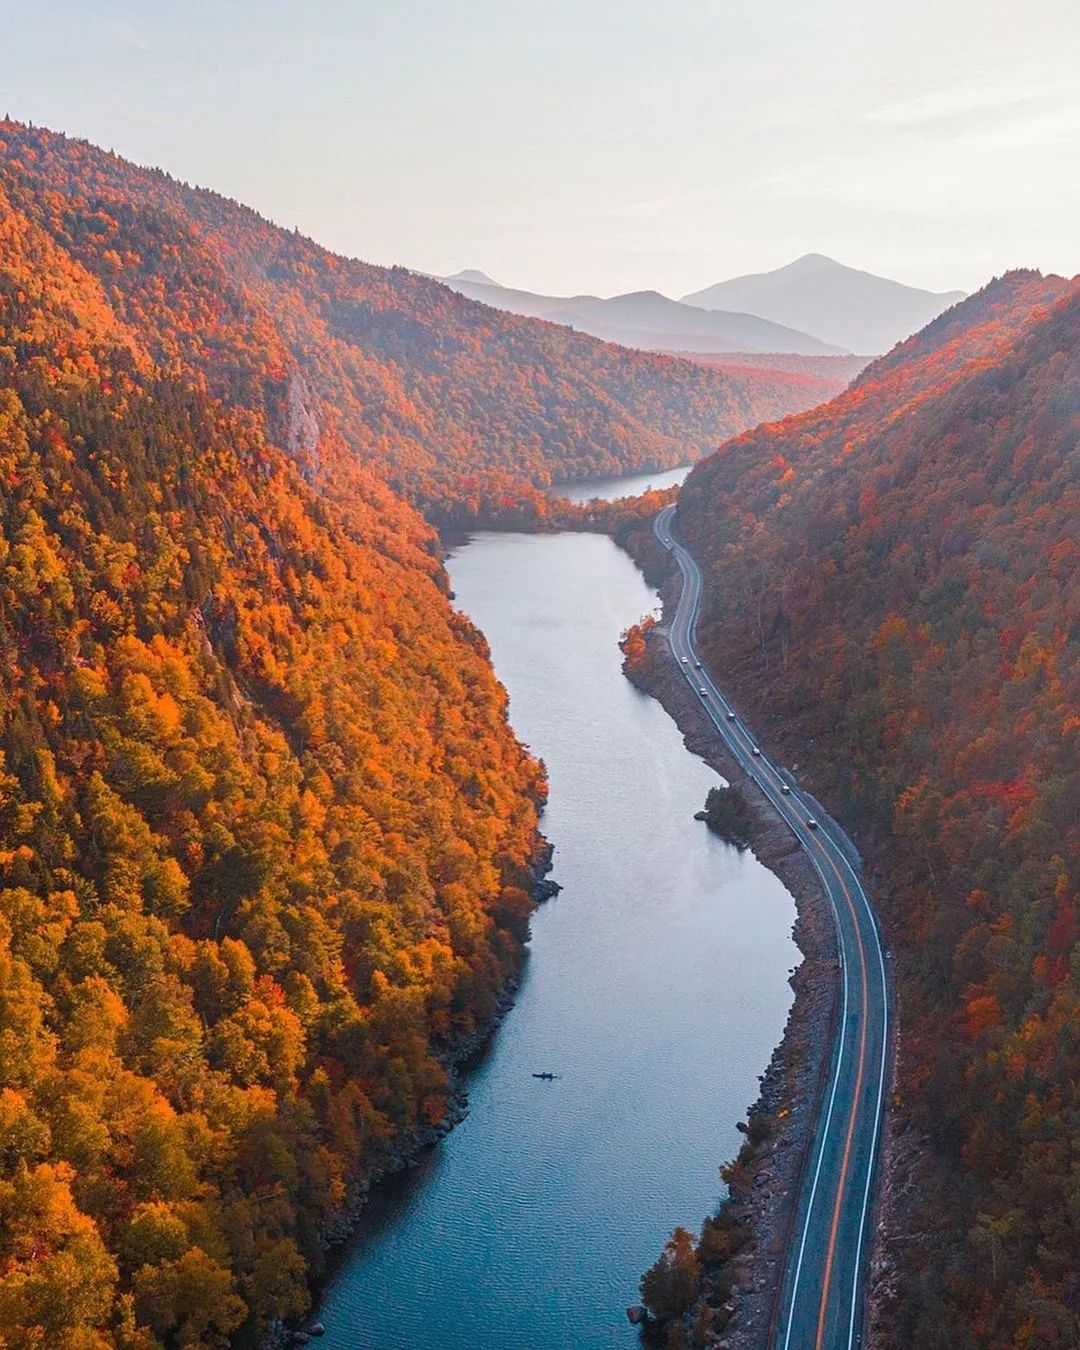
624 562 841 1347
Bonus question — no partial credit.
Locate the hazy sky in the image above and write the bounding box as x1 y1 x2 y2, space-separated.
3 1 1078 297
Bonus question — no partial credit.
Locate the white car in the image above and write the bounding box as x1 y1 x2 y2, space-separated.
699 687 708 696
780 784 791 796
807 818 818 830
681 656 689 664
751 747 761 757
726 711 736 722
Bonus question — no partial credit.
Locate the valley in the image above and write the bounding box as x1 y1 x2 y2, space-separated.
0 39 1076 1346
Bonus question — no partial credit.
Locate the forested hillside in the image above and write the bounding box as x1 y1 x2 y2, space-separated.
0 121 844 523
0 178 550 1345
674 271 1080 1346
0 115 854 1350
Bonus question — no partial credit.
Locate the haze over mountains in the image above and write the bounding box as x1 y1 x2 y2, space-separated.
0 121 857 534
440 271 844 356
683 254 966 354
443 255 965 359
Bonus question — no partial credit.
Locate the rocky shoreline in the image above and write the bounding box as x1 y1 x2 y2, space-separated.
624 566 841 1348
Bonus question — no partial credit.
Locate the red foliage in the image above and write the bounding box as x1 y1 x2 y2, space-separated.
675 271 1080 1345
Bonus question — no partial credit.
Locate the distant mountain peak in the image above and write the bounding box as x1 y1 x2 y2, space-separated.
444 268 499 286
682 257 966 354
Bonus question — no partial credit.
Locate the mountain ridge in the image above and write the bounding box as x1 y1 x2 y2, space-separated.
438 271 846 356
0 119 852 523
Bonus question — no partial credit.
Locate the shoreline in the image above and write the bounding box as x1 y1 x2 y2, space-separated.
274 841 560 1347
623 557 841 1347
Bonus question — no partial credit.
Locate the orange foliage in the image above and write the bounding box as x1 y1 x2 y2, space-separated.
0 120 836 528
0 128 554 1343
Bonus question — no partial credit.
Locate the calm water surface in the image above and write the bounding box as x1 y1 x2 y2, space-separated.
553 463 691 503
316 527 797 1349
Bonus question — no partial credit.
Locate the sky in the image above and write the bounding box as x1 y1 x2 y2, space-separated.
2 0 1079 298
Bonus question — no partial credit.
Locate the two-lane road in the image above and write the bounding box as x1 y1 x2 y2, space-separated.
654 505 890 1349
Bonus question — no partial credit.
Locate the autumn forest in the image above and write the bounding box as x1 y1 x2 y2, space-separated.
0 102 1077 1350
674 273 1080 1346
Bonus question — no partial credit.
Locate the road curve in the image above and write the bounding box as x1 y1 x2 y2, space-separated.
653 505 890 1349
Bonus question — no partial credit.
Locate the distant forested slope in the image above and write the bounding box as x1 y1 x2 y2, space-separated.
675 271 1080 1347
0 121 845 522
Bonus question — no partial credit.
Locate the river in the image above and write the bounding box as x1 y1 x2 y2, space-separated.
554 463 691 504
315 480 797 1348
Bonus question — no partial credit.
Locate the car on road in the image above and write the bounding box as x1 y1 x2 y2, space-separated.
751 747 761 756
726 711 736 722
694 660 703 669
807 818 818 829
698 687 708 696
681 656 688 663
780 784 791 796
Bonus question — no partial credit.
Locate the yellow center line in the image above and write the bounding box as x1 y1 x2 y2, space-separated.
814 858 869 1349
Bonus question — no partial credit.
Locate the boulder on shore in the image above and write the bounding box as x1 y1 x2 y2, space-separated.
626 1304 648 1325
